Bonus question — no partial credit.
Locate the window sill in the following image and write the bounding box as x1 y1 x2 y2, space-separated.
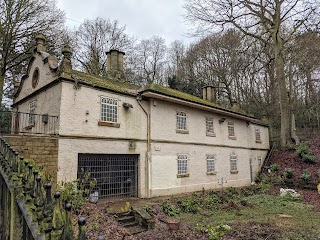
228 136 237 140
207 171 217 175
176 129 189 134
206 132 216 137
177 173 190 178
230 170 238 174
98 121 120 128
255 140 262 143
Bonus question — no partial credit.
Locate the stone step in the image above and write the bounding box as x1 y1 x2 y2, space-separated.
117 215 135 224
121 221 139 228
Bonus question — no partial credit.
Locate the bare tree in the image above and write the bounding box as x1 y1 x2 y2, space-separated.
134 36 167 85
0 0 65 106
73 17 135 76
184 0 320 146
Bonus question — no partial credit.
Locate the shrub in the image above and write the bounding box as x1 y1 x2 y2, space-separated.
300 170 312 182
58 171 96 211
302 153 317 164
296 141 317 164
317 169 320 179
178 195 201 213
296 141 309 157
255 173 283 185
283 168 295 179
203 194 222 208
269 163 279 172
161 202 180 216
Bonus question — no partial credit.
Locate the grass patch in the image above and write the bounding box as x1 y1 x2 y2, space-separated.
177 194 320 239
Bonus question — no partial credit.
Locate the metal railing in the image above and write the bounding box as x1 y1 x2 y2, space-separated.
0 111 59 135
0 138 107 240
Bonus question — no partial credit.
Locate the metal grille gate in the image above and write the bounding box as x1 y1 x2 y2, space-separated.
77 154 138 199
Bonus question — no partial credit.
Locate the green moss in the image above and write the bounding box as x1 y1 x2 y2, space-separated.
69 70 141 95
143 84 255 118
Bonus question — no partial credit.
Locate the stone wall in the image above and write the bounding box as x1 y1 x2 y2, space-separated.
3 134 58 187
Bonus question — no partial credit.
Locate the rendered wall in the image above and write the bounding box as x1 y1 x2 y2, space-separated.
57 138 148 197
59 82 147 140
148 99 269 197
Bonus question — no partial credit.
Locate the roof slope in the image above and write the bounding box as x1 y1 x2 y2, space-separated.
61 70 261 122
63 70 142 95
141 84 257 120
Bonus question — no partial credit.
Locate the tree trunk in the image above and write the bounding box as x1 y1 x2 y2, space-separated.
274 42 291 147
0 71 5 107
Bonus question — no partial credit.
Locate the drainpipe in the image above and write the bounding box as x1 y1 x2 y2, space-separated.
137 95 151 198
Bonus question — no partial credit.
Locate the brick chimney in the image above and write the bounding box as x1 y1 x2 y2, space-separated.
106 49 125 81
202 85 216 102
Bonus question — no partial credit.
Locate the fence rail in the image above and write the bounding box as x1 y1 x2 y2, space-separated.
0 111 59 135
0 138 106 239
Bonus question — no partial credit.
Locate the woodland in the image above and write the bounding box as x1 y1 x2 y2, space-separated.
1 0 320 145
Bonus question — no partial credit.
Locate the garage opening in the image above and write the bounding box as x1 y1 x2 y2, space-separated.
77 154 139 199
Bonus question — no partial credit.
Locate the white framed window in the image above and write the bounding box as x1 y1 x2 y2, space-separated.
101 96 118 123
206 155 215 173
228 122 235 138
206 117 215 136
230 154 238 172
257 156 262 166
255 129 261 142
177 154 188 175
28 101 36 125
176 111 187 131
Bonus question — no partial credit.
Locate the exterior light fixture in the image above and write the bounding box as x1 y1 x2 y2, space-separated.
219 117 226 123
123 102 133 108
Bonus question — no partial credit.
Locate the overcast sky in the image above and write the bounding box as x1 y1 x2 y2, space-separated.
57 0 193 44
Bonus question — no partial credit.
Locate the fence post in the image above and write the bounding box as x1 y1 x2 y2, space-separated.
63 203 74 240
51 192 64 240
78 217 86 240
43 183 54 239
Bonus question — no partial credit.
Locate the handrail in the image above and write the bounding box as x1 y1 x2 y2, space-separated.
260 141 275 174
0 111 59 135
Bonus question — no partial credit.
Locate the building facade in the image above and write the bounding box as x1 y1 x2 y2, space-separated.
12 35 269 199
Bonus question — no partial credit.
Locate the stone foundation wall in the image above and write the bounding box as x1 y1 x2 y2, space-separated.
3 134 58 187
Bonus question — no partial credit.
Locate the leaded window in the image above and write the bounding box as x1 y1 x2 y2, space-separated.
176 111 187 130
101 97 118 123
206 117 215 135
228 122 235 137
207 155 215 172
255 129 261 142
177 154 188 174
230 154 238 171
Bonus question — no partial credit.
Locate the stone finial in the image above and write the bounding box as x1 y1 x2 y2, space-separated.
62 45 72 60
35 34 47 52
61 45 73 72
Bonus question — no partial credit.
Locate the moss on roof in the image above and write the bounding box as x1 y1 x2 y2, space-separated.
143 84 257 119
69 70 141 95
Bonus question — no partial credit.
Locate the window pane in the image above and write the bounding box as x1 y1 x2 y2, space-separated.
207 155 215 172
206 117 214 133
228 122 235 137
178 154 188 174
176 111 187 130
230 155 237 171
101 97 118 123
